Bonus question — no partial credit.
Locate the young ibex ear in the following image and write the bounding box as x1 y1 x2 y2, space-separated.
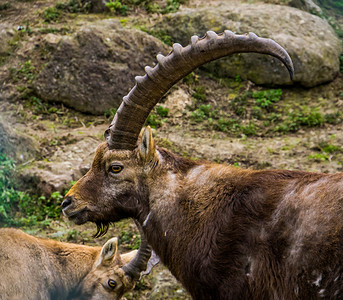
121 250 138 265
98 237 119 266
139 126 156 163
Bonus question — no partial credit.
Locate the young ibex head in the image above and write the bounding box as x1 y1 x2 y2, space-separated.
79 236 137 299
62 30 294 234
0 224 153 300
76 221 153 299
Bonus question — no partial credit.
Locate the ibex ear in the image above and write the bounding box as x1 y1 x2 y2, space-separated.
120 250 138 264
98 237 118 266
139 126 156 163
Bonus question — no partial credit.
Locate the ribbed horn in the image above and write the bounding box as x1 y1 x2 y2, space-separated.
106 30 294 150
122 220 152 281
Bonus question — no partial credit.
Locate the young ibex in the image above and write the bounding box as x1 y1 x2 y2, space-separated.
0 226 152 300
62 31 343 299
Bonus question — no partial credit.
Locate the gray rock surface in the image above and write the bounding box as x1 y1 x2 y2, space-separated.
0 114 39 163
33 19 168 115
0 24 16 56
155 3 342 87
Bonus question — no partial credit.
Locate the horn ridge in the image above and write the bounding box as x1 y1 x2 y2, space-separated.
122 221 152 280
108 31 294 150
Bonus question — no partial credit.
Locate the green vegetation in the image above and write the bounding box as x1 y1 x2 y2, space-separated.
104 108 118 120
0 153 64 227
10 60 36 83
56 0 92 13
252 89 282 109
162 0 184 13
145 105 169 128
119 230 140 250
316 0 343 14
192 86 207 101
308 141 343 162
106 0 129 15
183 76 343 137
191 104 215 122
274 108 325 133
137 26 173 45
0 2 10 10
43 7 60 23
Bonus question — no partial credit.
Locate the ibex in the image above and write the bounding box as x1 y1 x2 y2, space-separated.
0 226 152 300
62 30 343 299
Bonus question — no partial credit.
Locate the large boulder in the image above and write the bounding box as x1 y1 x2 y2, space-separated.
154 3 342 87
0 114 39 163
0 24 17 56
33 19 168 115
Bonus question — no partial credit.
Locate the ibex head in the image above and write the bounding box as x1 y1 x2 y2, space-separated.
78 221 153 299
62 31 294 234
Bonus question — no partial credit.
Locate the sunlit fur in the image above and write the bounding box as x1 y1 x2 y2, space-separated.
64 129 343 299
0 228 139 300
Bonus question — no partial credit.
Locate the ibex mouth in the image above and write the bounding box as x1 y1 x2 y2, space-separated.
63 206 88 224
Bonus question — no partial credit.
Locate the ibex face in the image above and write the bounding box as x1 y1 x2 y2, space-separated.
77 237 136 300
63 130 156 232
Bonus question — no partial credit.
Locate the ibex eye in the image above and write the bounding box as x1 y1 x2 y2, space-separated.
108 279 117 289
110 165 123 174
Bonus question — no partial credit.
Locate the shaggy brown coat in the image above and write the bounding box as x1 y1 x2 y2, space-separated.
63 128 343 299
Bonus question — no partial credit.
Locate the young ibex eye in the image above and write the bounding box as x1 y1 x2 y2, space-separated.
108 279 117 289
110 165 123 174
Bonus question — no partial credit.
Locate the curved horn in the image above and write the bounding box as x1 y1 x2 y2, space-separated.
122 220 152 281
106 30 294 150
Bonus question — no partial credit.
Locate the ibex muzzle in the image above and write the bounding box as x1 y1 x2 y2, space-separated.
61 31 343 300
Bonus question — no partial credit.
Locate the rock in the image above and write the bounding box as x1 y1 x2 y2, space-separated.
149 269 191 299
0 114 39 162
288 0 323 14
82 0 109 13
42 33 63 50
263 0 323 14
0 24 16 56
154 3 342 87
19 135 101 196
163 88 192 118
33 19 168 115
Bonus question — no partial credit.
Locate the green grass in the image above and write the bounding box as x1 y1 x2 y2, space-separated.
184 80 342 137
191 104 215 122
0 2 10 10
0 152 66 227
252 89 282 109
145 105 169 128
137 26 173 46
43 7 60 23
106 0 129 15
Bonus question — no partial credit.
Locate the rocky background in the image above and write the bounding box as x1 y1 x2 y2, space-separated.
0 0 342 298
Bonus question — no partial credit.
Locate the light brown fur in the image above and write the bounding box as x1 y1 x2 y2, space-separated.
0 228 139 300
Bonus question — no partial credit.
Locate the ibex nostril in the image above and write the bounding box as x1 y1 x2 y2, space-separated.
61 197 72 209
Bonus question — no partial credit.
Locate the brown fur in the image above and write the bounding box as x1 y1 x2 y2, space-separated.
63 129 343 299
0 228 140 300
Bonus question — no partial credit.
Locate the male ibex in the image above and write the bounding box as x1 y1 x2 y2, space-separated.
0 226 152 299
62 31 343 299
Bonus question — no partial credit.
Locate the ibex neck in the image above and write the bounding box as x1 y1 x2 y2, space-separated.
43 239 100 296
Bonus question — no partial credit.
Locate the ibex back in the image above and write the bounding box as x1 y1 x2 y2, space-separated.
62 31 343 299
